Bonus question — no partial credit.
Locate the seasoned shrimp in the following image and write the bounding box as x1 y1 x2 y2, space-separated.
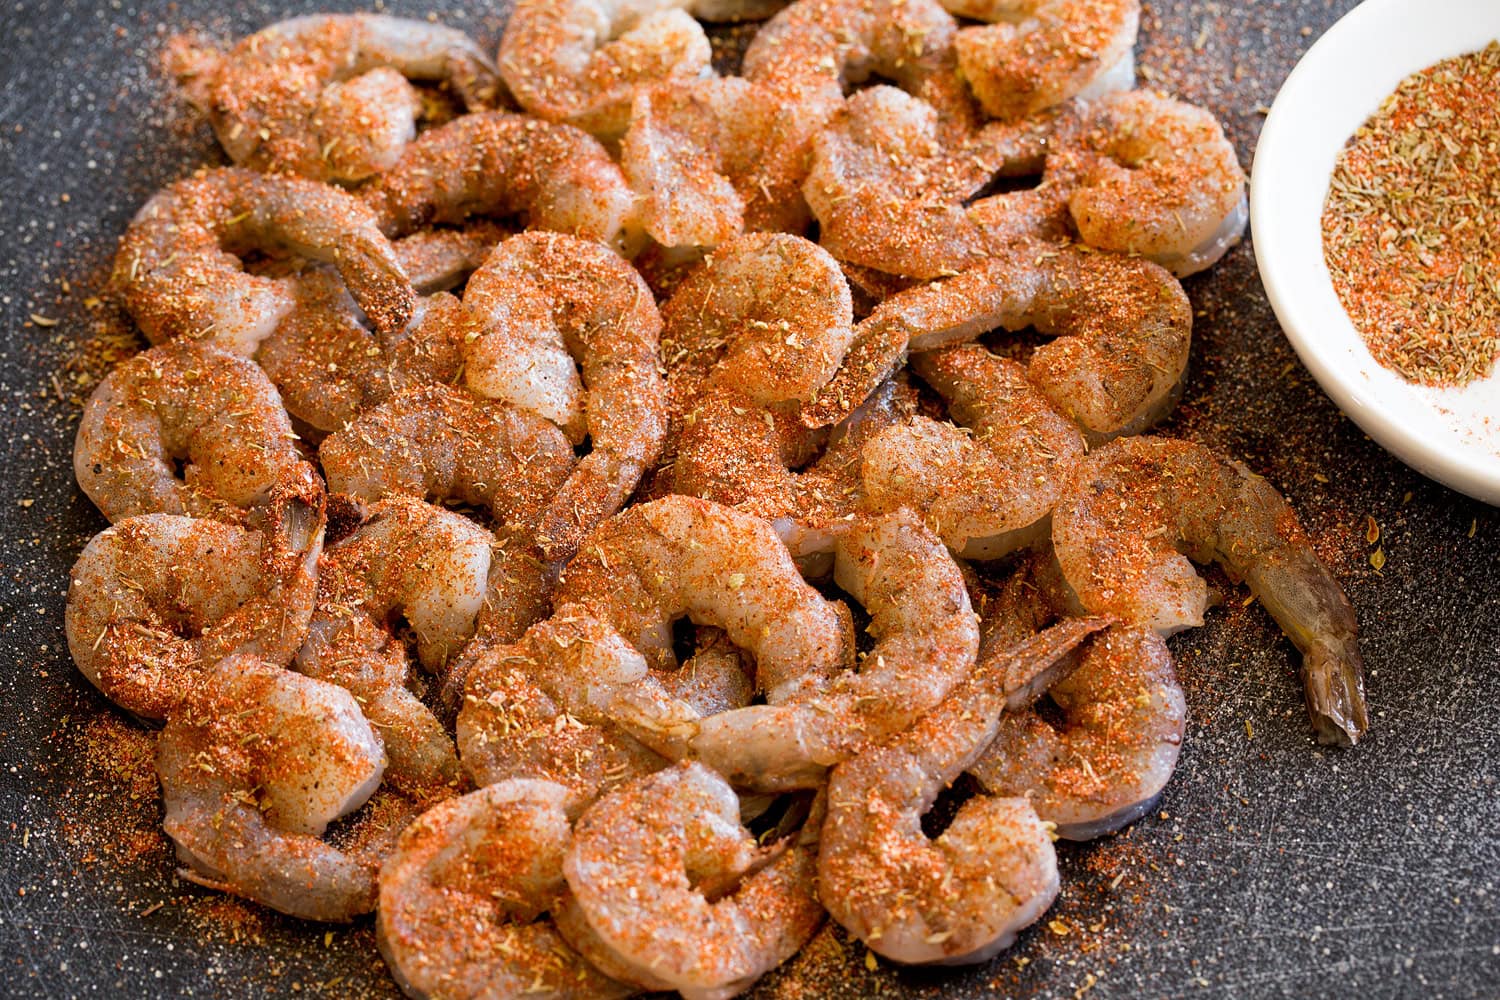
170 14 500 183
157 655 386 921
819 617 1105 964
691 509 979 790
944 0 1139 120
319 384 577 534
562 761 825 999
460 232 668 562
803 242 1191 439
557 496 853 705
862 346 1086 559
663 626 756 716
377 779 632 1000
298 497 492 791
1061 89 1247 276
1051 436 1369 745
114 168 415 354
499 0 713 140
363 112 636 252
75 341 310 523
65 475 324 720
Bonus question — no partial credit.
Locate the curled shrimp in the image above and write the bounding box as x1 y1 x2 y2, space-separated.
499 0 715 140
862 345 1086 559
557 495 853 706
819 617 1105 964
169 14 500 183
297 497 493 791
967 558 1185 838
157 655 386 921
362 112 636 252
802 241 1191 439
65 475 324 720
944 0 1140 120
319 383 577 535
562 761 825 999
74 341 311 523
376 779 632 1000
1060 89 1247 276
114 167 415 354
1051 435 1369 745
691 508 980 791
460 232 669 562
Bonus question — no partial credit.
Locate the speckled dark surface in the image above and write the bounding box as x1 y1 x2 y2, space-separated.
0 0 1497 997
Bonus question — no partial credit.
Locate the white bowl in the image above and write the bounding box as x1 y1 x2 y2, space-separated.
1251 0 1500 504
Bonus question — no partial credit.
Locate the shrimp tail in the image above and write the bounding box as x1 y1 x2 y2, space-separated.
1301 640 1369 747
997 616 1113 710
336 237 417 337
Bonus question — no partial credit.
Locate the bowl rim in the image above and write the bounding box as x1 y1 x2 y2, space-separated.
1251 0 1500 505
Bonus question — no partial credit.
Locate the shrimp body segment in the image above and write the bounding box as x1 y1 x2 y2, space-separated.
66 478 324 720
562 761 825 999
157 655 386 921
1051 436 1369 745
171 14 500 183
376 780 632 1000
115 168 415 354
75 341 310 523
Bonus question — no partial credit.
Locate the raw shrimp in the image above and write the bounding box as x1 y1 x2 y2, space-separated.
819 617 1105 964
663 626 756 716
1051 435 1369 745
456 612 675 803
498 0 712 140
945 0 1140 120
319 383 577 534
803 85 1072 282
157 655 385 921
298 497 492 791
562 761 825 1000
363 112 636 252
114 167 415 354
862 346 1087 559
556 495 853 704
803 241 1191 440
377 779 632 1000
170 14 500 183
1061 89 1247 276
74 340 310 523
691 508 979 790
65 473 324 720
460 232 669 562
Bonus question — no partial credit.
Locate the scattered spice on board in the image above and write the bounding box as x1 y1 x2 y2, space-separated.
1321 41 1500 387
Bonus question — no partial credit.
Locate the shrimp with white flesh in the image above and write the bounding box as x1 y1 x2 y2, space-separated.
819 616 1106 964
376 780 633 1000
460 232 669 562
802 242 1191 439
556 496 854 705
663 626 757 716
457 612 675 804
74 341 310 523
298 497 491 791
1061 89 1247 276
65 474 324 720
967 559 1185 838
803 85 1073 283
862 346 1086 560
319 383 578 535
157 655 386 921
499 0 714 141
114 168 415 355
363 112 636 252
169 14 500 183
943 0 1140 120
691 508 979 791
1051 436 1369 745
562 761 825 1000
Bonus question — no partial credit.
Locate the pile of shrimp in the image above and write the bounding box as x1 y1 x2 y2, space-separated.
62 3 1369 996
